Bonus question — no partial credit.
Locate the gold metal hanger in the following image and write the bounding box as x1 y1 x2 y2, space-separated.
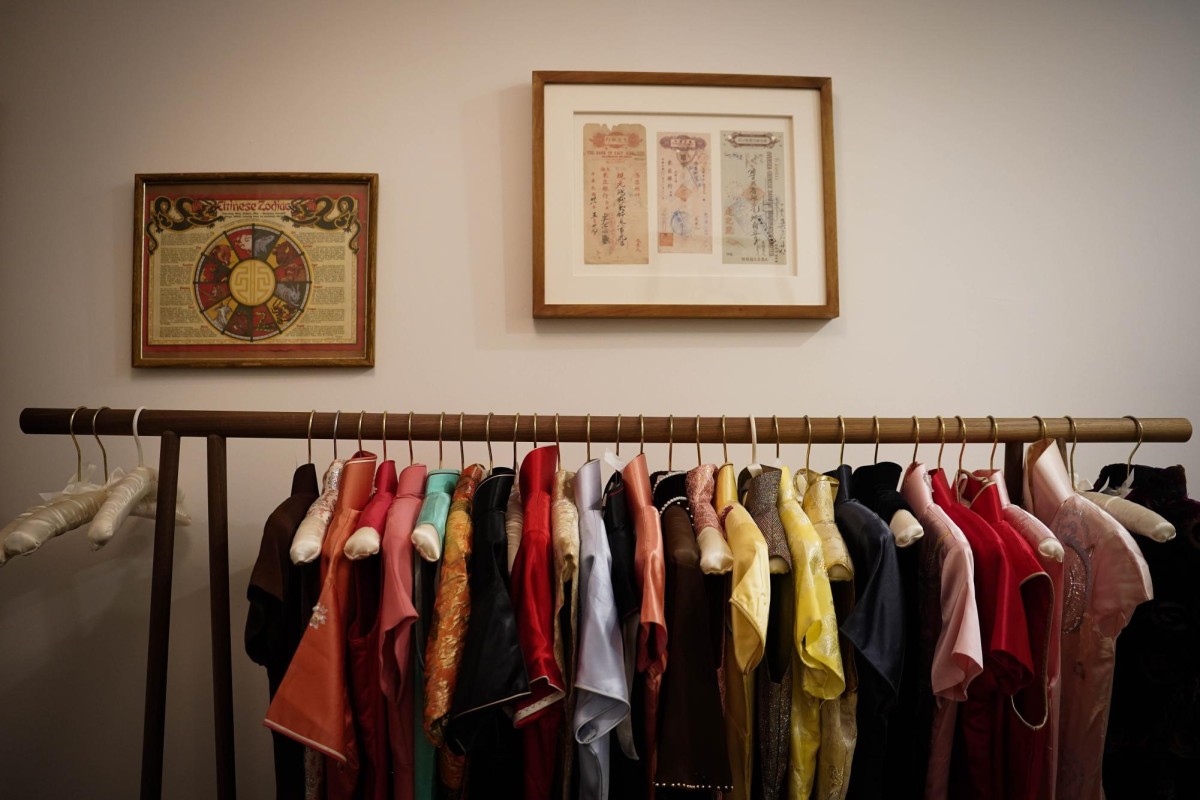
381 411 389 462
485 412 494 471
804 415 813 473
837 414 846 465
695 414 703 466
615 413 622 458
407 412 415 466
722 415 729 465
68 406 85 482
749 414 758 464
668 415 675 471
773 415 781 462
1033 415 1047 441
307 410 316 464
512 412 521 469
331 410 342 460
872 415 881 465
585 413 592 462
532 412 538 449
91 407 110 482
357 410 366 453
1124 415 1143 474
1064 415 1078 481
936 415 946 471
458 412 466 470
955 414 968 499
437 412 445 469
639 414 645 455
988 415 998 471
911 415 921 464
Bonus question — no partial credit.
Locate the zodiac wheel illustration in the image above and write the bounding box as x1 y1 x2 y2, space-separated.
193 224 311 341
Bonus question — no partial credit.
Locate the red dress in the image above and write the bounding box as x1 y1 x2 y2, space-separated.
265 451 377 800
929 469 1033 800
963 480 1054 800
511 445 566 800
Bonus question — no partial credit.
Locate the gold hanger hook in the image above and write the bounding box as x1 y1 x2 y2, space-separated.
357 410 366 452
585 413 592 462
872 415 881 464
696 415 703 466
804 415 813 473
639 414 645 455
911 415 921 464
837 415 846 465
956 414 968 476
668 415 674 471
485 412 494 471
407 411 415 466
773 415 781 461
749 415 758 464
936 415 946 471
532 412 538 449
68 406 85 482
988 415 998 471
459 412 466 470
381 411 388 461
554 413 561 454
1064 415 1078 481
91 410 110 479
615 413 622 458
332 410 341 460
306 410 316 464
437 411 445 469
1124 415 1143 473
721 415 729 464
1032 415 1047 440
132 407 146 468
512 412 521 469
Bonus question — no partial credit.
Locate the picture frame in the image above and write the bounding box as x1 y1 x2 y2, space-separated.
133 172 377 367
533 71 838 319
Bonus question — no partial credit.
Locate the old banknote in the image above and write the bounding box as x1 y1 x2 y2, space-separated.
583 123 649 264
657 133 712 254
720 131 787 265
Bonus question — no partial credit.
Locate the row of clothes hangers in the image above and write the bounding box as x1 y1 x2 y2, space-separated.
284 409 1173 574
0 406 192 567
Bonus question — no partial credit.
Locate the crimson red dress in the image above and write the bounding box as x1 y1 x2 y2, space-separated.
929 469 1034 800
511 445 566 800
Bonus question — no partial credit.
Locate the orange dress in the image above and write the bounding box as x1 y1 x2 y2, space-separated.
265 451 377 799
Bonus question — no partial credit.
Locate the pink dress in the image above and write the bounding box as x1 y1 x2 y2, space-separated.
1024 440 1152 800
900 463 983 798
379 464 427 800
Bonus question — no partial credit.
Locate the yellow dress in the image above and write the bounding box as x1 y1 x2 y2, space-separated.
798 469 858 800
718 463 769 800
777 467 846 799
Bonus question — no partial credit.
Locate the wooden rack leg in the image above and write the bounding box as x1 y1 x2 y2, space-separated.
207 435 237 799
1005 441 1025 507
140 432 181 800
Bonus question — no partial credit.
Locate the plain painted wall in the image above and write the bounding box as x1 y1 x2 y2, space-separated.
1 1 1198 796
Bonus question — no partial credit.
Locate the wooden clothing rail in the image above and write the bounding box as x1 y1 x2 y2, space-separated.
15 408 1194 800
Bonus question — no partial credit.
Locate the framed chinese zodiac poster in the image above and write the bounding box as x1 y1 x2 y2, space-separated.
133 172 377 367
534 72 838 319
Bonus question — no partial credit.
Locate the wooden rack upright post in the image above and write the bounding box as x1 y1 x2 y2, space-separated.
16 409 1194 800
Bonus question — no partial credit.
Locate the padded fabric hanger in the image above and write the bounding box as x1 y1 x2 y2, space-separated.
89 407 157 549
291 411 347 564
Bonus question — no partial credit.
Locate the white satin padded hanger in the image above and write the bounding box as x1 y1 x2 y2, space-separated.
88 407 159 549
291 411 346 564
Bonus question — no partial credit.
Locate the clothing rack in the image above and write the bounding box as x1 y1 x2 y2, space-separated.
15 408 1194 800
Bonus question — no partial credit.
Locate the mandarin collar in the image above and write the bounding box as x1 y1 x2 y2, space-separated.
292 462 319 496
339 450 378 510
475 467 514 509
826 464 853 503
901 462 935 508
575 460 603 511
1026 439 1073 518
622 453 653 509
396 463 428 497
519 445 559 498
373 460 398 495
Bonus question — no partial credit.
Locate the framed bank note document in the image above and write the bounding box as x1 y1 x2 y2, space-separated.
533 72 838 319
133 173 376 367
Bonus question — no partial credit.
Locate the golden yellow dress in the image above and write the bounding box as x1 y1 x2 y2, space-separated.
778 467 846 799
718 463 769 800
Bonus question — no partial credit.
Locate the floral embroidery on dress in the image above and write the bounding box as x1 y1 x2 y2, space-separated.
309 603 329 629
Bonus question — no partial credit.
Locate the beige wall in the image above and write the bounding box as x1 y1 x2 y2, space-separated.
1 0 1198 796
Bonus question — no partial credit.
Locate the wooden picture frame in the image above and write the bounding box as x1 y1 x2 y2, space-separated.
133 172 377 367
533 71 838 319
